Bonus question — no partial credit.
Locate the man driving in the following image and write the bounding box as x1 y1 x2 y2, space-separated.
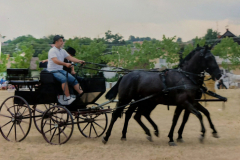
47 35 84 104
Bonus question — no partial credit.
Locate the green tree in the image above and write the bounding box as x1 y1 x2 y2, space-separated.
75 40 107 76
11 45 34 68
0 54 8 76
107 45 135 69
176 37 182 43
204 29 220 41
159 35 181 68
182 37 206 58
211 37 240 70
105 30 125 44
36 50 48 71
107 39 162 70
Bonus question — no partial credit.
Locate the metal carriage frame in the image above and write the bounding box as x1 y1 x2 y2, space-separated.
0 66 112 145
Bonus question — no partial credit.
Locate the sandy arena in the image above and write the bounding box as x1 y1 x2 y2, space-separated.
0 89 240 160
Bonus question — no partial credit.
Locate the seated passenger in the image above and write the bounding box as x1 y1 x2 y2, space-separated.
46 35 85 105
42 47 77 75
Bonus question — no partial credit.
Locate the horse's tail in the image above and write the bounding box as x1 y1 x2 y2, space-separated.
105 76 123 100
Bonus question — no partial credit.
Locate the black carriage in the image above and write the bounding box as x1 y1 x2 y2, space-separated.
0 64 112 145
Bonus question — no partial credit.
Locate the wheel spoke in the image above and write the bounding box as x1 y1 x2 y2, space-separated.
93 122 104 130
42 120 47 128
6 124 14 138
20 107 27 117
0 114 12 118
52 115 65 122
92 123 98 137
44 127 55 134
4 104 14 116
59 127 68 138
19 124 26 136
43 122 55 126
14 123 17 141
50 128 57 142
94 118 106 121
0 121 12 128
82 123 90 132
35 118 42 122
58 127 61 144
22 113 31 118
16 106 20 114
50 119 52 135
16 119 29 124
35 108 45 114
89 123 92 137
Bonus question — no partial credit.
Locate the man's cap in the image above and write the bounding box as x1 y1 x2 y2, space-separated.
53 35 64 44
66 47 76 56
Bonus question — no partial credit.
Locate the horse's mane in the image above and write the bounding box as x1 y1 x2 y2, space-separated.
178 46 203 68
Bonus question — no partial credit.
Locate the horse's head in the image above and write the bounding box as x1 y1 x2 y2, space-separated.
198 46 222 80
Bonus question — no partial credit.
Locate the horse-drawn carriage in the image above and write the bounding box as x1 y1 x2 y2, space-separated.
0 64 112 145
0 46 228 145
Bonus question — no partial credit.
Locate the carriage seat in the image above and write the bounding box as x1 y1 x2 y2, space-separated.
7 68 39 91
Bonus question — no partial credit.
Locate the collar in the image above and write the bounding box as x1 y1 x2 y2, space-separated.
53 46 62 51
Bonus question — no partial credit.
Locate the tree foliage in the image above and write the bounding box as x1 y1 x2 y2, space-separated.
10 45 34 68
182 37 206 58
65 39 107 76
0 54 8 75
212 37 240 70
204 29 220 40
128 35 154 42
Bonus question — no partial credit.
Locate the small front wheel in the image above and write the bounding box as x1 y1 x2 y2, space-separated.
41 105 74 145
77 107 108 138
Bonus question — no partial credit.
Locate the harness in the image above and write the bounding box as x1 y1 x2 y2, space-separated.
160 68 204 93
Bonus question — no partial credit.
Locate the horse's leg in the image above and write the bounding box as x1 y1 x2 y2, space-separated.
121 105 137 141
195 103 219 138
184 101 206 143
102 101 125 144
168 106 183 146
177 110 190 143
143 105 158 137
133 107 153 142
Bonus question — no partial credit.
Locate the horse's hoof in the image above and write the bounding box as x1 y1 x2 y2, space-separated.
102 137 107 144
154 131 159 137
177 138 184 143
212 133 220 138
199 135 205 143
168 142 177 146
146 136 153 142
121 137 127 141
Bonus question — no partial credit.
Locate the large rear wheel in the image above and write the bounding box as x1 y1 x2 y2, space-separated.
0 96 32 142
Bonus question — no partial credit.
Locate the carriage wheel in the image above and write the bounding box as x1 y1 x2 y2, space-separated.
41 105 74 145
0 96 32 142
77 107 108 138
33 104 53 133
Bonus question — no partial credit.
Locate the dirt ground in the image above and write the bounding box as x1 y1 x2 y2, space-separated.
0 89 240 160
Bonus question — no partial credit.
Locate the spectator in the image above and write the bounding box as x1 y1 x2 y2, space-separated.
1 82 7 90
0 77 5 84
217 79 227 89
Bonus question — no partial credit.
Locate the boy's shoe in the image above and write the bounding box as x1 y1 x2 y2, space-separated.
67 97 76 105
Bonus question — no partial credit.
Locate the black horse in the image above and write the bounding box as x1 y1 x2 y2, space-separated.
102 45 222 145
114 46 220 146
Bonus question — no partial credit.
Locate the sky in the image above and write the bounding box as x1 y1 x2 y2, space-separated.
0 0 240 42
